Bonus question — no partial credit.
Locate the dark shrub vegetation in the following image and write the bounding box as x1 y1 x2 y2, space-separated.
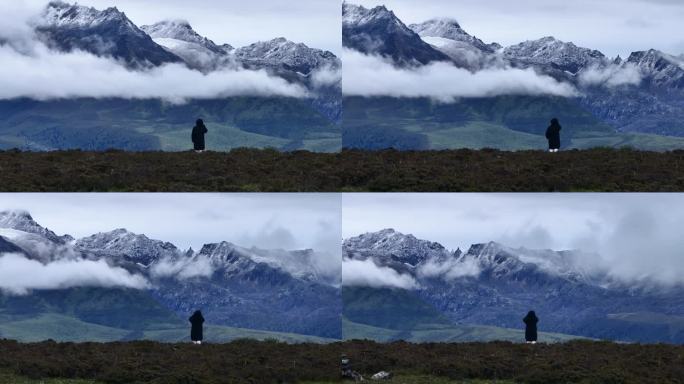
1 340 682 383
3 148 684 191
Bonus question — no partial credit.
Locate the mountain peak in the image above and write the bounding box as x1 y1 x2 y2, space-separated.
0 210 71 244
0 209 33 221
410 18 463 35
235 38 338 75
504 36 606 74
627 49 684 89
75 229 179 267
42 1 128 28
343 2 450 65
343 229 450 267
37 1 182 67
409 18 501 56
343 3 394 26
140 20 221 51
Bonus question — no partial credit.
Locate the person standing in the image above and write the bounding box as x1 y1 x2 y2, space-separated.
189 310 205 345
545 118 562 153
192 119 208 153
523 310 539 344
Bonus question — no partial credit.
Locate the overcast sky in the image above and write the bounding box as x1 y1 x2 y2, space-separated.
0 193 341 256
353 0 684 58
18 0 341 54
343 193 684 283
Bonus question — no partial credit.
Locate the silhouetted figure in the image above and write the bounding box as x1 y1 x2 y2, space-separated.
189 310 205 345
545 118 562 153
523 310 539 344
192 119 208 152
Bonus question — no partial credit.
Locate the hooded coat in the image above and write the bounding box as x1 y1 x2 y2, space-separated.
189 310 205 341
545 119 562 150
523 311 539 342
191 119 208 150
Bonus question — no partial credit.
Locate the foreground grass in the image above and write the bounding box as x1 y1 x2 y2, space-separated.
341 340 684 384
0 370 101 384
310 377 513 384
4 148 684 191
1 339 682 384
0 339 338 384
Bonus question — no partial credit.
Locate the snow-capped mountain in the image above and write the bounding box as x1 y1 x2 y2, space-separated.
236 38 339 76
410 19 501 53
343 229 684 343
627 49 684 91
75 228 182 267
504 36 608 75
409 18 501 70
0 211 341 338
36 1 182 67
0 210 73 244
141 20 232 71
342 2 449 65
343 228 455 269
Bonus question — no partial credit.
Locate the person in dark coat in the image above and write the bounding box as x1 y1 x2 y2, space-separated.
523 310 539 344
545 118 562 153
189 310 205 344
191 119 208 152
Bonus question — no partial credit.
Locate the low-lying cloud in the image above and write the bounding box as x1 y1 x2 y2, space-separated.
0 252 149 295
417 257 480 280
342 49 579 101
342 258 418 289
579 63 643 88
311 64 342 88
0 43 309 103
150 255 215 280
585 208 684 286
237 220 342 282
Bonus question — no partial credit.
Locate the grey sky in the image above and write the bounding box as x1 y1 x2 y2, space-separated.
353 0 684 58
19 0 341 54
0 194 342 257
343 193 684 284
